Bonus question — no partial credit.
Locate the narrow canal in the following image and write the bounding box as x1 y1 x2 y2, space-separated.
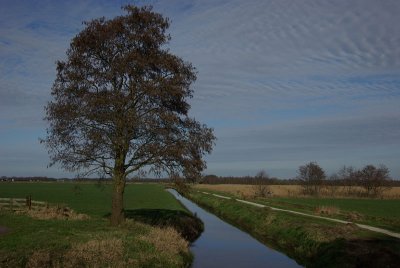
167 189 301 268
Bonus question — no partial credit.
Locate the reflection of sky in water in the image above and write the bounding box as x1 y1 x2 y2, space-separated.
168 190 301 268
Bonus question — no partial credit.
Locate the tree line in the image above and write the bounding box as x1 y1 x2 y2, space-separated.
202 162 398 197
298 162 394 197
0 176 58 182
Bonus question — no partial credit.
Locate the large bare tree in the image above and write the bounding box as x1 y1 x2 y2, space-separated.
42 6 215 225
297 162 326 196
358 164 391 197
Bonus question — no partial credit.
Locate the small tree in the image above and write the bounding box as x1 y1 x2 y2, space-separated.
297 162 326 196
337 165 358 196
358 164 391 197
253 170 271 198
42 5 215 225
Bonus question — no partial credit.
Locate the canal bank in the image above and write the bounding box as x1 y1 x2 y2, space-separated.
183 190 400 268
167 189 301 268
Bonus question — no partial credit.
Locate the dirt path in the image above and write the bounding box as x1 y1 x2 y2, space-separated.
200 191 400 239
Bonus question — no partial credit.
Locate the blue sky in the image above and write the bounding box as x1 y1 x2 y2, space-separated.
0 0 399 179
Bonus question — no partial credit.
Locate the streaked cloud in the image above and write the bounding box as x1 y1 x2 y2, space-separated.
0 0 399 178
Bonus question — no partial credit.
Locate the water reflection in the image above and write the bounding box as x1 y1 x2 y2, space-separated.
167 189 301 268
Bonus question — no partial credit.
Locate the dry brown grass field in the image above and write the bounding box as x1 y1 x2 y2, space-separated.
194 184 400 199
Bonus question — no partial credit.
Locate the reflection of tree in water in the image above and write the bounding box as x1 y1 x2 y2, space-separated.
125 208 203 242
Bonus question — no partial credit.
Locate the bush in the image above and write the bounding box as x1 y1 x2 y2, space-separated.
252 170 272 198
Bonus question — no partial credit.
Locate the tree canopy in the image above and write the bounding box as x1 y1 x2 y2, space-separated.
42 5 215 225
358 164 390 197
297 162 326 195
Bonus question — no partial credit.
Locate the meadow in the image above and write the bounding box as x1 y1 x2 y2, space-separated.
194 184 400 199
0 182 201 267
195 184 400 230
0 182 185 216
187 189 400 267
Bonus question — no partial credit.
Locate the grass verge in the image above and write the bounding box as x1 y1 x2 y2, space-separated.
257 197 400 232
187 190 400 268
194 185 400 232
0 212 191 267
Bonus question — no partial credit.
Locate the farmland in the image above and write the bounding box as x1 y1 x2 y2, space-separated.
2 181 400 267
194 184 400 199
0 183 186 216
0 183 201 267
194 184 400 231
186 188 400 267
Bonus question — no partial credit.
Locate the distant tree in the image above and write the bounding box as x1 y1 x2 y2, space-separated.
42 5 215 225
201 174 219 184
358 164 391 197
253 170 271 197
337 165 358 195
297 162 326 196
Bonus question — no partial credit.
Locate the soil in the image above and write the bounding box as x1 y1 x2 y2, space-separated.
0 226 9 235
345 239 400 268
316 238 400 268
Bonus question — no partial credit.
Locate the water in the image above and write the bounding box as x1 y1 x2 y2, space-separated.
167 189 301 268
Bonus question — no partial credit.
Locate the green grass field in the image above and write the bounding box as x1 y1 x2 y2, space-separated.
0 182 197 267
0 182 186 217
194 186 400 232
256 197 400 232
187 191 400 268
267 197 400 218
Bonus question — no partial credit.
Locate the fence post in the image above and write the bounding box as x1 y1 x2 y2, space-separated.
26 195 32 210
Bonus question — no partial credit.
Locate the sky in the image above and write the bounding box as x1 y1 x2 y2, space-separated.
0 0 399 179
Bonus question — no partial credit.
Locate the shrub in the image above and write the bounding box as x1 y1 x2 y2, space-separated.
252 170 272 198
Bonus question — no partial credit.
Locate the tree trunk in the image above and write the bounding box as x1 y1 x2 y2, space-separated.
111 163 126 226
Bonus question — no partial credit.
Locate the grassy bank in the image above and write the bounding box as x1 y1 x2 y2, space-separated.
0 183 202 267
187 190 400 268
195 184 400 232
257 197 400 232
